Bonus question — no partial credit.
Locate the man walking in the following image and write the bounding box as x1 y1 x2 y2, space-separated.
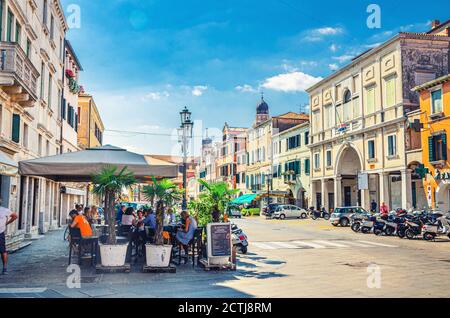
370 199 377 213
0 200 17 275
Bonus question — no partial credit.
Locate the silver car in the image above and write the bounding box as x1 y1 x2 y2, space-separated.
330 206 368 227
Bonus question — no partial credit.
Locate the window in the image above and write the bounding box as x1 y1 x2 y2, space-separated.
43 0 48 25
15 21 21 45
343 90 352 122
431 89 443 114
335 104 343 124
429 134 447 162
324 105 333 129
50 15 54 39
46 140 50 156
38 134 42 156
326 150 332 167
353 97 360 118
23 123 28 148
314 153 320 170
26 38 31 57
368 140 375 159
335 84 342 101
11 114 20 143
304 159 310 175
312 110 320 134
366 86 375 114
385 76 396 107
304 131 309 145
287 135 300 150
387 135 397 157
40 63 45 99
6 9 13 42
353 74 360 94
48 74 52 108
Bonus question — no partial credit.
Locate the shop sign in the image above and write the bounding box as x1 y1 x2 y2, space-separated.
434 169 450 180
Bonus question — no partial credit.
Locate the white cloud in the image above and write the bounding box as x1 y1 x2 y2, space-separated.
330 44 338 52
332 55 354 63
262 71 322 93
142 91 170 101
315 27 344 35
191 85 208 96
235 84 257 93
329 64 339 71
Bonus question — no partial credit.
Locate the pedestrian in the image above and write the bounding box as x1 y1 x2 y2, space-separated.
370 199 377 213
380 202 389 220
75 204 83 214
116 205 126 224
0 199 17 275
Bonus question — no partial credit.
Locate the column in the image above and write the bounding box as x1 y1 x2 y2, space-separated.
321 178 329 211
334 175 342 208
401 169 412 209
309 180 317 208
21 177 29 233
379 172 390 208
360 188 370 211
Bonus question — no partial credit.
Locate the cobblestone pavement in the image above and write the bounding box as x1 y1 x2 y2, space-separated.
1 217 450 298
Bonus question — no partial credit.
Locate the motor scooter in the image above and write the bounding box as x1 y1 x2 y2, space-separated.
231 223 249 254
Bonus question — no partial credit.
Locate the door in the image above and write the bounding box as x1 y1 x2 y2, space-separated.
290 206 300 218
411 181 417 208
316 193 322 210
328 193 334 211
344 186 351 207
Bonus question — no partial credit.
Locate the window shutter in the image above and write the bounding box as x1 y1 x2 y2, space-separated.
442 134 447 161
428 136 435 162
305 159 310 174
12 114 20 143
61 98 66 119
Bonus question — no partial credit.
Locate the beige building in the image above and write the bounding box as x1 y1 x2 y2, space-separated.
306 20 450 211
77 92 104 149
0 0 86 248
272 120 310 208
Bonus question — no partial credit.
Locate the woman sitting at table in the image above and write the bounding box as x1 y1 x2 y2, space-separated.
120 207 135 235
91 205 100 224
176 211 197 263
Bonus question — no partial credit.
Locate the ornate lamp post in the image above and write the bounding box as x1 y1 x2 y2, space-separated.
177 106 193 210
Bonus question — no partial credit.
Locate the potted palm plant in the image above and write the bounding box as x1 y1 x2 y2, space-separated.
91 165 136 267
142 177 181 267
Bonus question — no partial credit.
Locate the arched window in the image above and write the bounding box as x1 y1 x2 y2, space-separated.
343 89 352 122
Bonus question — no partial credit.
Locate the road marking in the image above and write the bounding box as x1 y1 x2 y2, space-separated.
312 240 349 247
0 287 47 293
250 240 398 250
252 242 277 250
291 241 326 248
270 242 300 249
357 240 397 247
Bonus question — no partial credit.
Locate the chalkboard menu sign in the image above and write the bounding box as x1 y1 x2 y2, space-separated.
207 223 231 258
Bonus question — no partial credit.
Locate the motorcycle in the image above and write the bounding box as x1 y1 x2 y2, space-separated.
361 215 386 234
402 215 429 239
422 214 450 241
311 208 330 221
231 223 249 254
350 213 370 232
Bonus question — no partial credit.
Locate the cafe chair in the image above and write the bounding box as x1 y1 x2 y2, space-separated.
177 227 204 267
68 227 98 266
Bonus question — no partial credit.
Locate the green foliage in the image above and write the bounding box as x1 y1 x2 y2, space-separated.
193 180 238 223
91 165 136 244
142 177 182 245
242 207 260 216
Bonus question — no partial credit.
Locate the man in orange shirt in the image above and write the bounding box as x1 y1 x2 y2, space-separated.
69 210 93 237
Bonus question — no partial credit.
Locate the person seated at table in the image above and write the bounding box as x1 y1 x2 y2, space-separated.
90 205 100 224
164 208 176 226
176 211 198 263
143 208 156 229
84 206 95 224
69 209 93 238
116 205 126 225
132 210 146 256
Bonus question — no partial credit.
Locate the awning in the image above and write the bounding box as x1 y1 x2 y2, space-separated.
231 194 257 204
0 151 18 176
18 145 178 182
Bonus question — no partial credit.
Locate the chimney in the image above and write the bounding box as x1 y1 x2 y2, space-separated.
431 20 441 29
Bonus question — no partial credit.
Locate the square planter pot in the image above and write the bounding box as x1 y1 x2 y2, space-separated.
145 244 172 267
99 243 128 267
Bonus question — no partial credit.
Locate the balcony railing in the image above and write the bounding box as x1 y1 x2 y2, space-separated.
0 42 39 105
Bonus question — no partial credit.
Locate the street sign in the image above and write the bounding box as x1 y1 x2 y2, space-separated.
358 172 369 190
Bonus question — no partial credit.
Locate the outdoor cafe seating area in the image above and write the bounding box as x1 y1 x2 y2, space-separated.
68 221 205 269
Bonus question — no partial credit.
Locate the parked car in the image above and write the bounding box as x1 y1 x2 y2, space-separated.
272 205 308 220
227 205 242 218
330 206 368 227
263 203 282 217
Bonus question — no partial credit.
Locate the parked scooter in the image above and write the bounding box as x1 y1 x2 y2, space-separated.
360 214 386 234
231 223 249 254
422 213 450 241
350 212 370 232
310 207 330 220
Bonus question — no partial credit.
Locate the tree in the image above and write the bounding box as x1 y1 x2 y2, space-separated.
197 180 238 222
142 177 182 245
91 165 136 244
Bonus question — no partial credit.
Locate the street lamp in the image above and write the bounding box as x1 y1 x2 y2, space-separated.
178 106 194 210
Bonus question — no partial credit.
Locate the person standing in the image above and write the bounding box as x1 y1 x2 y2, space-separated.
380 202 389 220
0 202 18 275
370 200 377 213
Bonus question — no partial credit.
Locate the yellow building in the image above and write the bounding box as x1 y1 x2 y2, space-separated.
77 92 105 149
307 21 450 211
413 74 450 211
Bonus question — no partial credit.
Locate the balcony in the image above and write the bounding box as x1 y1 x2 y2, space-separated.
0 42 39 106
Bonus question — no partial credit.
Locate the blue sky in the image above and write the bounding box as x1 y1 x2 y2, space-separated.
61 0 449 156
